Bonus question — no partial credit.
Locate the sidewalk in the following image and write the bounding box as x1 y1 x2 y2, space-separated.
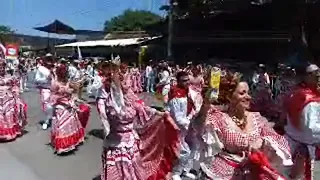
0 148 43 180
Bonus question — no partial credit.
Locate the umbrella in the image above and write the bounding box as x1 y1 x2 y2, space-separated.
34 20 75 35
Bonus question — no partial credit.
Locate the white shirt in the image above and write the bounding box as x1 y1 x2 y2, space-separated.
159 70 170 85
168 88 202 130
145 66 152 77
86 65 94 78
34 65 51 88
68 65 80 81
7 62 14 70
286 102 320 145
285 102 320 159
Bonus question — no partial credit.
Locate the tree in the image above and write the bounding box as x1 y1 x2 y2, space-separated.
0 25 14 43
104 9 162 32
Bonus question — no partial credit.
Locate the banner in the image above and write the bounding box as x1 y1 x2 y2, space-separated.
5 44 19 59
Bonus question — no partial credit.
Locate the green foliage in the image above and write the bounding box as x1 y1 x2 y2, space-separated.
0 25 14 43
104 9 162 32
0 25 13 34
173 0 274 18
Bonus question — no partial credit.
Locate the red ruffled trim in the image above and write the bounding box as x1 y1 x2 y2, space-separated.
147 118 179 180
223 151 285 180
249 151 286 180
0 125 21 140
77 104 90 128
51 128 85 150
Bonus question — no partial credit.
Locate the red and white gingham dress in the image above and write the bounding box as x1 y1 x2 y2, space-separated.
0 77 24 141
50 81 85 154
199 108 292 180
101 92 178 180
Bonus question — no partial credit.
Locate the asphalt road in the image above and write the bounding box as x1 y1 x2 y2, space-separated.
0 72 320 180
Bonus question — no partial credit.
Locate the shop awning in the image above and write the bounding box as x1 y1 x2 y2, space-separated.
55 37 160 47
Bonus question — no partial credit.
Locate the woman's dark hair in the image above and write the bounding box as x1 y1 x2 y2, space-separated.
176 71 189 81
56 65 68 82
217 71 243 104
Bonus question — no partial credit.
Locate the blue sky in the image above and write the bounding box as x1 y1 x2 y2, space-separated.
0 0 167 37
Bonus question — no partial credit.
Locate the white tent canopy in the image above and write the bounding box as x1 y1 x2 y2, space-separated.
55 37 160 48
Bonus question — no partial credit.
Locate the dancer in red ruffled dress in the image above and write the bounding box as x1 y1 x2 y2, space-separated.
99 62 179 180
197 71 292 179
49 65 85 154
0 60 27 141
130 66 143 93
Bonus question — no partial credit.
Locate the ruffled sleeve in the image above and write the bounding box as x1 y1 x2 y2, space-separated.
187 90 203 121
200 107 224 159
257 113 293 166
97 94 111 136
133 99 158 130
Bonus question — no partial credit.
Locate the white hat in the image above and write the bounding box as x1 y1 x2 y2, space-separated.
306 64 319 73
258 64 265 68
45 53 52 57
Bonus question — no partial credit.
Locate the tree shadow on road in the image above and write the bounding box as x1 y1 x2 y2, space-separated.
88 129 104 140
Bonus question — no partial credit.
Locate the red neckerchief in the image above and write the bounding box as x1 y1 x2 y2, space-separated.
168 85 195 115
286 83 320 130
98 71 103 77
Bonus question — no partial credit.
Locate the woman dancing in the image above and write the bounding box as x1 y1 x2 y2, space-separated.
197 71 292 179
0 60 27 141
49 65 86 154
99 62 179 180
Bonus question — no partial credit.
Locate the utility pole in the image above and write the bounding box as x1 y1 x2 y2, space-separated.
167 0 176 59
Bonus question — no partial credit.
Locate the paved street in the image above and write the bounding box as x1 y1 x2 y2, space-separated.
0 72 320 180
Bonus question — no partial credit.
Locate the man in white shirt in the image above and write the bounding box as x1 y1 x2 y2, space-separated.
145 61 154 93
68 60 86 100
86 62 95 95
285 64 320 179
168 71 202 180
6 59 15 76
68 61 79 81
34 58 53 130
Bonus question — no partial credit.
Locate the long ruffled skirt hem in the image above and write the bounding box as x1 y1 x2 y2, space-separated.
51 128 85 154
0 125 21 141
139 116 179 180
